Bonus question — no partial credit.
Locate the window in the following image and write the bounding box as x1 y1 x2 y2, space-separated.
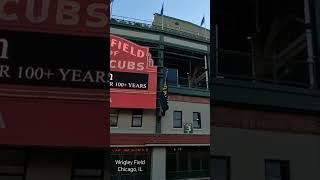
166 147 209 180
265 160 290 180
110 109 119 127
72 151 105 180
132 109 143 127
0 149 27 180
212 156 230 180
193 112 201 129
173 111 182 128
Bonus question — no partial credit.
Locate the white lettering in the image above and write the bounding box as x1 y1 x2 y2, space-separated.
0 39 9 60
0 65 10 78
56 0 80 25
110 60 117 69
137 62 144 71
71 69 82 82
0 0 18 21
58 68 71 81
82 71 94 82
110 60 145 71
127 61 135 70
96 71 106 83
137 49 144 58
86 3 107 28
26 0 50 23
123 43 129 53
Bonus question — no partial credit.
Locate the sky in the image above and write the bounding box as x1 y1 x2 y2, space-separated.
111 0 210 28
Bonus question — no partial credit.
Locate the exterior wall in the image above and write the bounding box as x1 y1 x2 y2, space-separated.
212 127 320 180
151 147 166 180
211 105 320 180
212 105 320 134
164 36 208 51
162 100 210 135
111 27 160 41
26 151 72 180
111 109 156 134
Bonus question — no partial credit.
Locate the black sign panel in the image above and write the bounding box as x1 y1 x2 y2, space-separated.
110 72 148 90
0 30 108 89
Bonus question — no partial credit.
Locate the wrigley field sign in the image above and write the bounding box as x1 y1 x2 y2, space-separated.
110 35 157 109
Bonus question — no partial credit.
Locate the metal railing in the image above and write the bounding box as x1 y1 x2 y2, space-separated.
168 77 208 90
111 15 210 41
215 49 312 89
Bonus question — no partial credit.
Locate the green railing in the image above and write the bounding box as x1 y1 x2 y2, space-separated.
111 15 210 42
215 49 312 89
168 77 208 90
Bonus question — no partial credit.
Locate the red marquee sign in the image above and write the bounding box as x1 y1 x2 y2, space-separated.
110 35 157 109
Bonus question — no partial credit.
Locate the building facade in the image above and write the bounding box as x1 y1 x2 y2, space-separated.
0 1 109 179
211 0 320 180
110 14 210 180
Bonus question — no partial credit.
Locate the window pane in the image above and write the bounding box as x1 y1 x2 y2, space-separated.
173 120 182 128
173 111 182 128
266 162 281 178
193 112 199 119
0 150 26 180
110 115 118 127
110 109 119 127
212 157 229 180
173 111 182 120
265 160 289 180
132 109 143 127
193 112 201 128
132 117 142 127
72 152 104 180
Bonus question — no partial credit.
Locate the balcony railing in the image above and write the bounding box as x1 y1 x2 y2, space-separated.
215 49 312 89
111 15 209 41
168 77 208 90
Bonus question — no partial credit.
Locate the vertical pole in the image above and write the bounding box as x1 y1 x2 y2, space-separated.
156 36 164 134
252 40 256 81
204 55 209 89
161 15 164 30
215 25 219 75
304 0 315 89
248 37 256 81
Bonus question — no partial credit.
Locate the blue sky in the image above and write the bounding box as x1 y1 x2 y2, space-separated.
111 0 210 28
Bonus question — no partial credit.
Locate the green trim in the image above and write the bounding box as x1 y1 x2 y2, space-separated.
155 35 165 134
110 34 209 54
111 21 209 44
212 78 320 112
110 32 160 44
163 42 208 54
165 43 208 55
111 26 210 54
